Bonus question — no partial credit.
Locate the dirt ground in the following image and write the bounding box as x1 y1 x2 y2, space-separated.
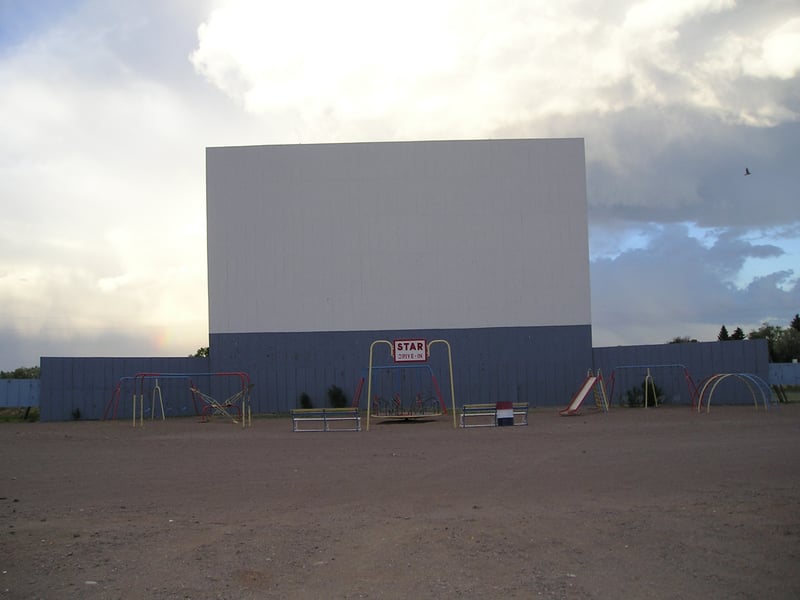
1 404 799 600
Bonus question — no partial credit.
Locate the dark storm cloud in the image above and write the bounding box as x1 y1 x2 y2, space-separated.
591 223 799 344
586 112 800 228
0 326 165 370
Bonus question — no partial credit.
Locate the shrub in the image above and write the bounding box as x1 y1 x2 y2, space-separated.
622 385 642 407
299 392 313 409
327 385 348 409
623 379 664 407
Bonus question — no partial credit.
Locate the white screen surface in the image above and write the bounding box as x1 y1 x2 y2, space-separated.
206 139 591 333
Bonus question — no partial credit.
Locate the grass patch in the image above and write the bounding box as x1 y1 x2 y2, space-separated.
780 389 800 403
0 407 40 422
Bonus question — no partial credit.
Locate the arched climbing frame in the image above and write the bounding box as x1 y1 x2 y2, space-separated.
696 373 774 413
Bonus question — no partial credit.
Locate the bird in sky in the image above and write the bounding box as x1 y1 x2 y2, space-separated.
745 167 751 176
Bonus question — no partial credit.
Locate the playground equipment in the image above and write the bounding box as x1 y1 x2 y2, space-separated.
360 339 457 430
104 372 253 428
461 402 530 427
606 364 698 409
290 407 361 432
695 373 775 413
560 370 608 416
189 382 254 426
353 364 443 417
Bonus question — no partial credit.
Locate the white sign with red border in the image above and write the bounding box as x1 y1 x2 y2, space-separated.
393 339 427 362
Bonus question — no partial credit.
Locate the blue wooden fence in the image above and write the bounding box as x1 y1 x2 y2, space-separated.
26 337 778 421
0 379 40 408
769 362 800 385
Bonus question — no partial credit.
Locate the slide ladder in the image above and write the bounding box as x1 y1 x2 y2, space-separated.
560 370 608 416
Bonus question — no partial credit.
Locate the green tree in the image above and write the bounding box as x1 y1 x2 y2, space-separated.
791 313 800 332
748 323 782 362
190 347 209 358
730 327 746 340
668 336 697 344
717 325 730 341
0 366 40 379
773 328 800 363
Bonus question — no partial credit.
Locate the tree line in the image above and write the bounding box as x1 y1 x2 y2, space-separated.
0 366 40 379
669 314 800 362
723 313 800 363
671 313 800 363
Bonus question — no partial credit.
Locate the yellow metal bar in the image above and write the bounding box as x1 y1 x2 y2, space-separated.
597 370 609 412
292 407 359 413
150 379 165 421
366 340 392 431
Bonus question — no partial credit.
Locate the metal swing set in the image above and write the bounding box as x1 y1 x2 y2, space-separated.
189 381 254 425
104 371 253 428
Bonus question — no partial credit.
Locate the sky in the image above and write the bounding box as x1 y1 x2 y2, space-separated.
1 0 799 369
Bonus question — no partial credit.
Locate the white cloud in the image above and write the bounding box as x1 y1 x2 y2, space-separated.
0 4 214 363
191 0 800 142
1 0 799 367
622 0 735 31
748 17 800 79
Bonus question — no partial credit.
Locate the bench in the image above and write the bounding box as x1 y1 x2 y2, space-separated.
460 403 529 428
291 407 361 432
